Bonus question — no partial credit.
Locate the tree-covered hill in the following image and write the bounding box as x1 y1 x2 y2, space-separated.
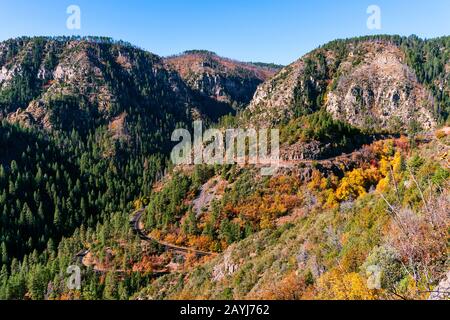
245 35 449 131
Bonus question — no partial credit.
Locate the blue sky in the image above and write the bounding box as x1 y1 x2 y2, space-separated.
0 0 449 64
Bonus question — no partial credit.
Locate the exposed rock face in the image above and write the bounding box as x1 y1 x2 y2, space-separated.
1 37 445 141
108 112 130 142
212 249 240 282
165 51 280 110
0 39 278 131
0 65 18 85
47 41 115 113
7 100 51 130
247 59 305 126
326 43 435 131
246 40 438 132
281 140 326 161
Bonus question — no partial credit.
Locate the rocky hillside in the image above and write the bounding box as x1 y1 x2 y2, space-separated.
246 36 449 132
165 50 280 110
131 132 449 300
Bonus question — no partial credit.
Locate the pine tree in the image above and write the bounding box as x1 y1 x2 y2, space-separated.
103 272 118 300
53 206 61 228
0 242 8 265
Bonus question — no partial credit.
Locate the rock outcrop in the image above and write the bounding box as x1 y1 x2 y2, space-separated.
326 42 435 131
165 50 280 110
429 271 450 300
246 39 439 132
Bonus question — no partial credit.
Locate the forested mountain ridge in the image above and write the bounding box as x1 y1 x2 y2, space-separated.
0 37 198 133
0 37 277 131
244 35 450 132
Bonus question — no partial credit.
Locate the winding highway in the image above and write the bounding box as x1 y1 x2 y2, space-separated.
74 207 216 273
130 209 216 257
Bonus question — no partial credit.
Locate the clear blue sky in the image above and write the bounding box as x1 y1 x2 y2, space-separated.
0 0 449 65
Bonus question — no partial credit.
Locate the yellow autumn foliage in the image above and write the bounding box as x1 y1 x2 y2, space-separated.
316 270 378 300
335 168 370 201
133 199 143 210
324 189 339 209
379 157 391 176
376 176 390 193
391 152 405 177
376 152 404 192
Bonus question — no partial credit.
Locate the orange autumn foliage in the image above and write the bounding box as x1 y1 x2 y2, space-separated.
253 271 309 300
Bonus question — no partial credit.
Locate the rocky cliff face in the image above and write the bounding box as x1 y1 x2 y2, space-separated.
326 42 435 131
246 58 305 126
246 39 441 132
165 50 280 110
